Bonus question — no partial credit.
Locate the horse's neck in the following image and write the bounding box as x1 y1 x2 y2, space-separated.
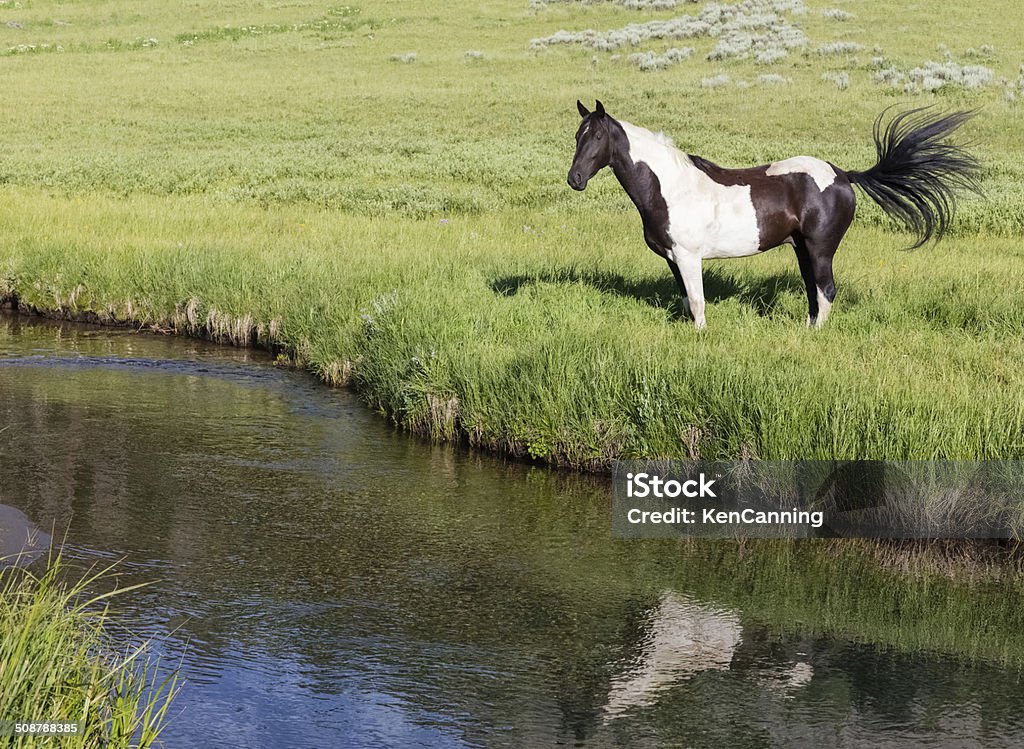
610 120 700 205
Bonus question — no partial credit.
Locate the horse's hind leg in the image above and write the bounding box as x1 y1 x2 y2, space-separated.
798 186 855 328
796 235 839 328
793 237 820 326
810 252 837 328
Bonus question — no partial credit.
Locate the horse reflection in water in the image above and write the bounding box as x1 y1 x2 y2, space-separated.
604 591 812 718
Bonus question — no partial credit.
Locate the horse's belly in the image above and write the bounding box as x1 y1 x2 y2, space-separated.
667 196 760 259
701 243 765 259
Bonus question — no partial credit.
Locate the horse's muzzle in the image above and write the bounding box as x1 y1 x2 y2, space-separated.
567 170 587 191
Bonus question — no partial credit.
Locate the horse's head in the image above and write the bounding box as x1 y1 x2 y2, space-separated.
568 100 612 191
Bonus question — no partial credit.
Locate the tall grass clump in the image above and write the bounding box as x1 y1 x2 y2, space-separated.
700 72 731 87
964 44 996 58
874 59 996 92
1003 64 1024 101
821 8 854 21
628 46 694 70
818 41 864 55
821 70 850 89
0 554 177 748
756 72 791 84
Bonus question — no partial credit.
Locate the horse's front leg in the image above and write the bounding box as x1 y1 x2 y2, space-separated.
665 258 692 319
672 250 706 329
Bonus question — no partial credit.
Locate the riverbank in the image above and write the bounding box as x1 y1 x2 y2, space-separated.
3 196 1023 471
2 0 1023 471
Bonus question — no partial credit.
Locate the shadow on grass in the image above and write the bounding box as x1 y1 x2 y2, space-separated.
491 266 805 318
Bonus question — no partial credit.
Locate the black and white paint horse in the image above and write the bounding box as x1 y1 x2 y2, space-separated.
567 100 980 328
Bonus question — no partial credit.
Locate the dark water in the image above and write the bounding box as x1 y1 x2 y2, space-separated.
2 315 1024 748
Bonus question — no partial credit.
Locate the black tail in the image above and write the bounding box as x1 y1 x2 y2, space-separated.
847 107 982 248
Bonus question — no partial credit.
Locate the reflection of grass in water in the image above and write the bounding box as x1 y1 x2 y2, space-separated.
392 469 1024 668
0 553 177 748
637 539 1024 666
725 461 1024 538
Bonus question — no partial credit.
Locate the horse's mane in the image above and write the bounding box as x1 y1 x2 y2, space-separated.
617 119 676 150
646 129 676 149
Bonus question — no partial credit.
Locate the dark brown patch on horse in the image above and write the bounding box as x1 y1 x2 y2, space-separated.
688 154 857 253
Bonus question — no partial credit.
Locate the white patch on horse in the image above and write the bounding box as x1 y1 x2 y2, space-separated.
766 156 836 192
814 287 833 327
618 120 760 260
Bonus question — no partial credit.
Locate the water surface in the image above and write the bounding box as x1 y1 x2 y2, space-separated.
2 315 1023 748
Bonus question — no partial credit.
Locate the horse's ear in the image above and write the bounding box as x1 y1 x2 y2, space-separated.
595 100 605 116
577 100 590 118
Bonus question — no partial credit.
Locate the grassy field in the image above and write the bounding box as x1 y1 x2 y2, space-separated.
1 0 1022 467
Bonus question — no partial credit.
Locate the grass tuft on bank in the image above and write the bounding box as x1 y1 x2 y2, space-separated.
0 553 177 748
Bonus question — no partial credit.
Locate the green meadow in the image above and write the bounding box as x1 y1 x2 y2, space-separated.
1 0 1023 467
